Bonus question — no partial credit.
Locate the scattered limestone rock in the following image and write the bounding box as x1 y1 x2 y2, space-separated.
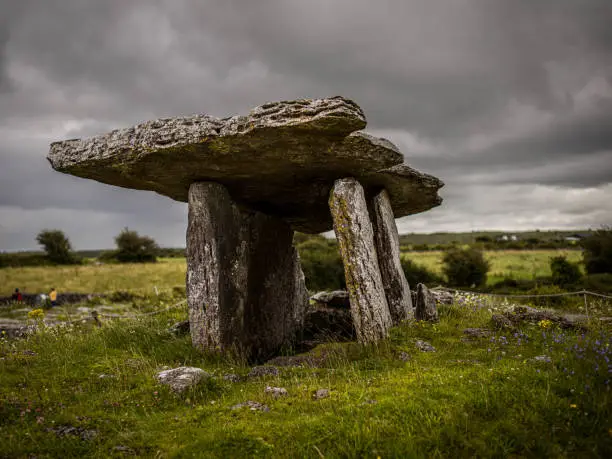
398 351 411 362
313 389 330 400
303 306 355 342
415 340 436 352
98 373 116 380
531 355 552 363
231 401 270 412
46 425 98 441
414 284 439 323
223 374 242 383
494 305 587 331
264 386 288 398
247 366 280 378
168 320 190 336
463 328 492 338
156 367 210 393
310 291 351 309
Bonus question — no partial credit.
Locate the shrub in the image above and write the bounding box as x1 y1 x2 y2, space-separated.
582 227 612 274
550 256 582 287
36 229 78 265
112 228 159 263
400 258 444 287
442 247 490 287
296 236 345 292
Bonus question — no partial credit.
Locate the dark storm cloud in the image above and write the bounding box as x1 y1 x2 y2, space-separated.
1 0 611 250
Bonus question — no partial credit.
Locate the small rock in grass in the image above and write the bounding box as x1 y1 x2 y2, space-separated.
463 328 492 338
532 355 552 363
398 351 411 362
223 373 241 383
231 401 270 412
156 366 210 393
264 386 288 398
415 340 436 352
313 389 330 400
247 366 280 378
46 425 98 441
98 373 116 380
113 445 136 454
168 320 190 336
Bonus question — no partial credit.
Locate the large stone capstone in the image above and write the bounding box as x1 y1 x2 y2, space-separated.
48 96 443 234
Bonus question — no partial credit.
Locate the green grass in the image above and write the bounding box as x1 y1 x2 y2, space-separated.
1 251 584 296
402 249 583 285
1 295 610 458
0 258 186 296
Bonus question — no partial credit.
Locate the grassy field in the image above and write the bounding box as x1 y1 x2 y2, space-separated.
0 259 187 296
0 250 584 296
402 249 583 285
1 296 610 457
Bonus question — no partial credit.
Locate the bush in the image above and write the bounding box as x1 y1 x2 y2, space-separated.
550 256 582 287
582 227 612 274
400 258 444 287
442 247 490 287
112 228 159 263
0 252 52 268
36 229 78 265
296 236 345 292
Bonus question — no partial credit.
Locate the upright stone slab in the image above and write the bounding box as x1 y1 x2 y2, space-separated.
329 178 392 343
414 283 439 323
370 189 413 323
187 182 307 361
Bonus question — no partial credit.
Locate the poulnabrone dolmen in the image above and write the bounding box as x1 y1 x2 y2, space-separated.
48 97 443 360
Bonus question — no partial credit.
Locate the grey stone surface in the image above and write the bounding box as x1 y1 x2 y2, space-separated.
264 386 288 398
310 290 350 309
414 283 439 323
415 340 436 352
247 366 280 378
329 178 392 343
231 401 270 412
187 182 308 361
303 305 355 341
370 188 413 323
156 366 210 393
313 389 330 400
48 97 443 234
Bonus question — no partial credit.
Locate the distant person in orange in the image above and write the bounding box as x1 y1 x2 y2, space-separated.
12 288 23 302
49 288 58 307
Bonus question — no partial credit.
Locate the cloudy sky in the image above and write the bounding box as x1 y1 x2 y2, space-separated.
1 0 611 251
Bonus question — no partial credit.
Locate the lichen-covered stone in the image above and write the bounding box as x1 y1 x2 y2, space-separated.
414 283 439 322
370 189 413 323
329 178 392 343
48 97 443 233
187 182 307 361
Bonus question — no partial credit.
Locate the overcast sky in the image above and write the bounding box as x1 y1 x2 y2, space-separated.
1 0 611 251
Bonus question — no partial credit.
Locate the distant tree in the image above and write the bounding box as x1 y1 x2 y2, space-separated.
582 227 612 274
36 229 77 264
442 247 490 287
113 228 159 263
550 256 582 287
400 258 444 287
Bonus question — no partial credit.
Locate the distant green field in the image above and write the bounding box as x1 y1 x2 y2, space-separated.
0 258 186 296
0 250 584 295
399 230 592 245
402 249 583 285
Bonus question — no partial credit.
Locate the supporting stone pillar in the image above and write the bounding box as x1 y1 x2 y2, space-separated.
370 189 413 323
187 182 308 361
329 177 392 343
